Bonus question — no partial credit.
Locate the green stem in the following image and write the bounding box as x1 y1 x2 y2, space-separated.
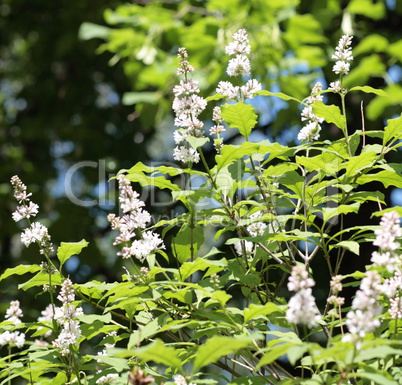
340 87 352 156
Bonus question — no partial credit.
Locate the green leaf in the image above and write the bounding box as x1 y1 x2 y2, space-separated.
257 342 296 369
354 372 397 385
383 114 402 146
57 239 88 266
128 317 161 347
254 90 300 102
215 142 260 172
193 336 254 372
205 93 225 102
221 102 257 139
94 354 129 372
78 313 111 324
347 0 386 20
320 203 361 223
131 339 183 370
186 135 210 149
357 170 402 188
173 225 204 263
78 22 109 40
330 241 360 256
18 272 62 291
125 171 181 191
122 92 159 105
349 86 388 97
243 303 282 323
0 264 41 282
179 257 227 281
312 102 346 131
344 151 377 181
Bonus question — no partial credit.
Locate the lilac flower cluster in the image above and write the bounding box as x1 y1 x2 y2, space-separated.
332 35 353 76
216 29 262 101
286 265 321 328
342 271 383 346
371 211 402 319
297 82 324 143
108 174 164 262
11 176 54 255
343 212 401 345
172 47 206 164
0 300 25 348
53 278 83 355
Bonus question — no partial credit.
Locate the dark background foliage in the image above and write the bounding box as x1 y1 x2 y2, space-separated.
1 0 402 313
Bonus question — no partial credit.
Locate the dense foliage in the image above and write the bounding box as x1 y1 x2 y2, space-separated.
1 17 402 384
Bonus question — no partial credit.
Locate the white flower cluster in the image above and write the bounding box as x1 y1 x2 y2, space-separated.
286 265 321 328
297 82 324 143
332 35 353 76
10 175 38 221
209 106 226 153
53 278 83 356
97 330 117 361
96 374 119 384
216 29 262 100
174 375 196 385
108 174 164 262
172 47 206 164
37 304 54 337
0 300 25 348
372 211 402 319
344 212 401 344
11 175 54 255
234 212 267 257
95 331 119 383
327 275 345 317
343 271 382 346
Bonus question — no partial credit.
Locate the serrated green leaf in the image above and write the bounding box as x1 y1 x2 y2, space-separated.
344 151 377 181
221 102 257 139
383 115 402 146
320 203 360 223
57 239 88 266
193 336 254 372
179 257 227 281
312 102 345 131
215 142 260 172
357 170 402 188
125 171 180 191
243 303 282 323
349 86 388 97
0 264 41 282
133 339 183 370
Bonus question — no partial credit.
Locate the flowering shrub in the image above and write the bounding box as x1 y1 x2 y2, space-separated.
1 30 402 385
